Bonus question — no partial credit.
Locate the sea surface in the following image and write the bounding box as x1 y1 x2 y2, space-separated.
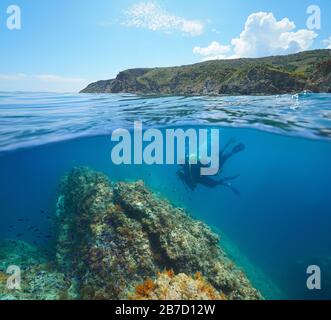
1 91 331 299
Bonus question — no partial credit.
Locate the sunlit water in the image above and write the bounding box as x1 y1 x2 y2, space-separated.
0 92 331 300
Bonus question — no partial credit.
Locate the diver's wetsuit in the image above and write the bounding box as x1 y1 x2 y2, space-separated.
177 162 238 192
176 139 245 195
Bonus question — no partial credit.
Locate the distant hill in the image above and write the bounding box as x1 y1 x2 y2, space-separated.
81 50 331 95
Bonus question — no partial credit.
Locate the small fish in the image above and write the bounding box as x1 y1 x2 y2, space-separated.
18 219 24 222
16 233 23 237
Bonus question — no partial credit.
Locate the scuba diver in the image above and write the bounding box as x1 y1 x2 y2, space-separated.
176 138 245 195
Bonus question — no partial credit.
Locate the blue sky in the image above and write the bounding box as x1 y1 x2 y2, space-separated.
0 0 330 92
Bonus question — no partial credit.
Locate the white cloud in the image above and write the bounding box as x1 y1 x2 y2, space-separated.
193 12 317 61
322 36 331 49
231 12 317 58
193 41 231 61
122 2 204 36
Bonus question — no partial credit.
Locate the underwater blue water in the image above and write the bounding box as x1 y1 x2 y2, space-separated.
0 92 331 300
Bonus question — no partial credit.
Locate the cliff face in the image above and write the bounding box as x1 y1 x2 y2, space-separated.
81 50 331 95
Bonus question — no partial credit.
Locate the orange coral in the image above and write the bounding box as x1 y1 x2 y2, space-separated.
197 280 219 300
129 271 227 300
135 278 155 298
195 271 203 281
166 269 175 278
159 269 175 279
195 272 227 300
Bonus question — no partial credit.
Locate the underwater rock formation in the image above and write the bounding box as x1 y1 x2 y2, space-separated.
55 167 262 300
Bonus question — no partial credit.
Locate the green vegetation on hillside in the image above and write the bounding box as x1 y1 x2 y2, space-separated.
81 50 331 95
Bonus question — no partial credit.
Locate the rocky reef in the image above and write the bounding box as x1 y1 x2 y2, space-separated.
54 167 261 300
0 167 262 300
81 49 331 95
